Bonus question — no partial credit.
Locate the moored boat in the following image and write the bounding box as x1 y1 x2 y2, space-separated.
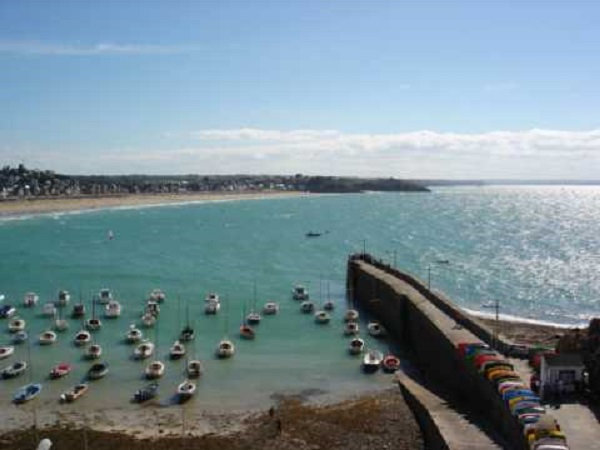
0 345 15 359
187 359 203 378
314 310 331 324
126 325 143 343
239 323 255 340
362 349 384 373
1 361 27 379
71 303 85 318
85 343 102 360
145 300 160 316
23 292 39 307
300 300 315 313
216 339 235 358
246 311 261 325
368 321 386 338
13 383 42 404
204 293 221 314
179 325 195 342
133 383 159 402
73 330 91 346
39 330 57 345
140 312 156 328
8 318 25 333
87 362 109 380
343 321 360 336
169 340 186 360
381 354 401 373
0 304 17 319
263 302 279 315
292 285 309 301
54 309 69 332
12 330 28 344
323 300 335 311
134 341 155 359
176 379 196 402
149 289 166 303
50 362 72 379
56 290 70 307
104 300 122 318
86 317 102 331
42 302 56 317
98 288 112 305
344 309 359 322
144 361 165 379
61 383 89 403
348 337 365 355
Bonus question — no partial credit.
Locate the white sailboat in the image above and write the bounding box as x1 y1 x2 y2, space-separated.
216 295 235 358
23 292 39 308
86 295 102 331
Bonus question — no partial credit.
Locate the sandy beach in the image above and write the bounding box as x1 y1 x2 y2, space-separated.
0 191 304 217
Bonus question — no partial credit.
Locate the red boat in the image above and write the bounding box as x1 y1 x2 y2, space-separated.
240 324 255 340
381 354 401 373
50 362 72 379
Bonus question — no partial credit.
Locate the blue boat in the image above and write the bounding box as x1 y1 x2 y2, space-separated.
13 383 42 404
133 383 159 402
0 304 16 319
12 330 28 344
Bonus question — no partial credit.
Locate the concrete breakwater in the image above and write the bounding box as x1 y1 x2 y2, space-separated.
346 253 531 449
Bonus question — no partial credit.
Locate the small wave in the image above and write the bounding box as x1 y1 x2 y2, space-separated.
463 307 588 329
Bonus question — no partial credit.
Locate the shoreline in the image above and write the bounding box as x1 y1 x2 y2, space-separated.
0 191 305 218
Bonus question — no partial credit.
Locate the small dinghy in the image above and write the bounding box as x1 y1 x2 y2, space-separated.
348 337 365 355
1 361 27 379
8 318 25 333
204 293 221 315
50 362 72 379
292 285 309 301
362 350 384 373
381 354 401 373
85 343 102 360
13 383 42 404
98 288 112 305
169 340 186 360
23 292 39 307
344 309 359 322
74 330 91 346
86 317 102 331
239 323 256 340
0 304 17 319
126 325 143 343
133 383 159 403
149 289 166 303
300 301 315 313
246 311 261 325
12 330 28 344
134 341 155 359
87 362 109 380
263 302 279 315
177 379 196 402
343 321 360 336
145 300 160 316
61 383 89 403
56 290 70 307
104 300 121 318
145 361 165 379
323 300 335 311
187 359 204 378
179 325 195 342
71 303 85 318
140 312 156 328
216 339 235 358
368 321 386 338
42 303 56 317
314 310 331 324
0 345 15 359
39 330 57 345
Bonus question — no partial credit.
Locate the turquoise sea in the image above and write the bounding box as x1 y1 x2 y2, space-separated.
0 186 598 410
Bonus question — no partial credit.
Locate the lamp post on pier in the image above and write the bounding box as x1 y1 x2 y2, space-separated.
427 259 450 291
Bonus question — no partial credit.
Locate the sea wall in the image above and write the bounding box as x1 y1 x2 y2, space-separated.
346 254 526 449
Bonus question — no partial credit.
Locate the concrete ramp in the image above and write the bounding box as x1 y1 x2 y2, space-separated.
397 373 504 450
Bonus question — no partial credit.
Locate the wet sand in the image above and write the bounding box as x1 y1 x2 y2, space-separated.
0 191 304 217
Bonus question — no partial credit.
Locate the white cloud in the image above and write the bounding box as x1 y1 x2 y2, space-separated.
0 41 194 56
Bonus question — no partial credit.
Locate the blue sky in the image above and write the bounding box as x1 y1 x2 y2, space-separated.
1 0 599 178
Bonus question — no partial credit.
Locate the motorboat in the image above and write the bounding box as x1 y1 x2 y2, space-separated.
0 346 15 360
362 349 384 373
86 317 102 331
149 289 166 303
23 292 39 307
300 301 315 313
348 337 365 355
381 354 401 373
216 339 235 358
343 321 360 336
73 330 91 346
169 340 186 360
71 303 85 318
177 379 196 402
61 383 89 403
314 310 331 324
187 360 203 378
50 362 72 379
42 302 56 317
1 361 27 379
13 383 42 404
8 318 25 333
85 343 102 360
98 288 112 305
126 325 143 343
145 361 165 379
179 325 195 342
240 323 255 340
292 285 309 301
39 330 57 345
323 300 335 311
134 341 155 359
204 293 221 314
368 321 386 338
104 300 122 318
141 312 156 327
246 311 261 325
263 302 279 315
12 330 28 344
344 309 359 322
56 290 70 307
145 300 160 316
133 383 159 402
87 362 109 380
0 304 17 319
